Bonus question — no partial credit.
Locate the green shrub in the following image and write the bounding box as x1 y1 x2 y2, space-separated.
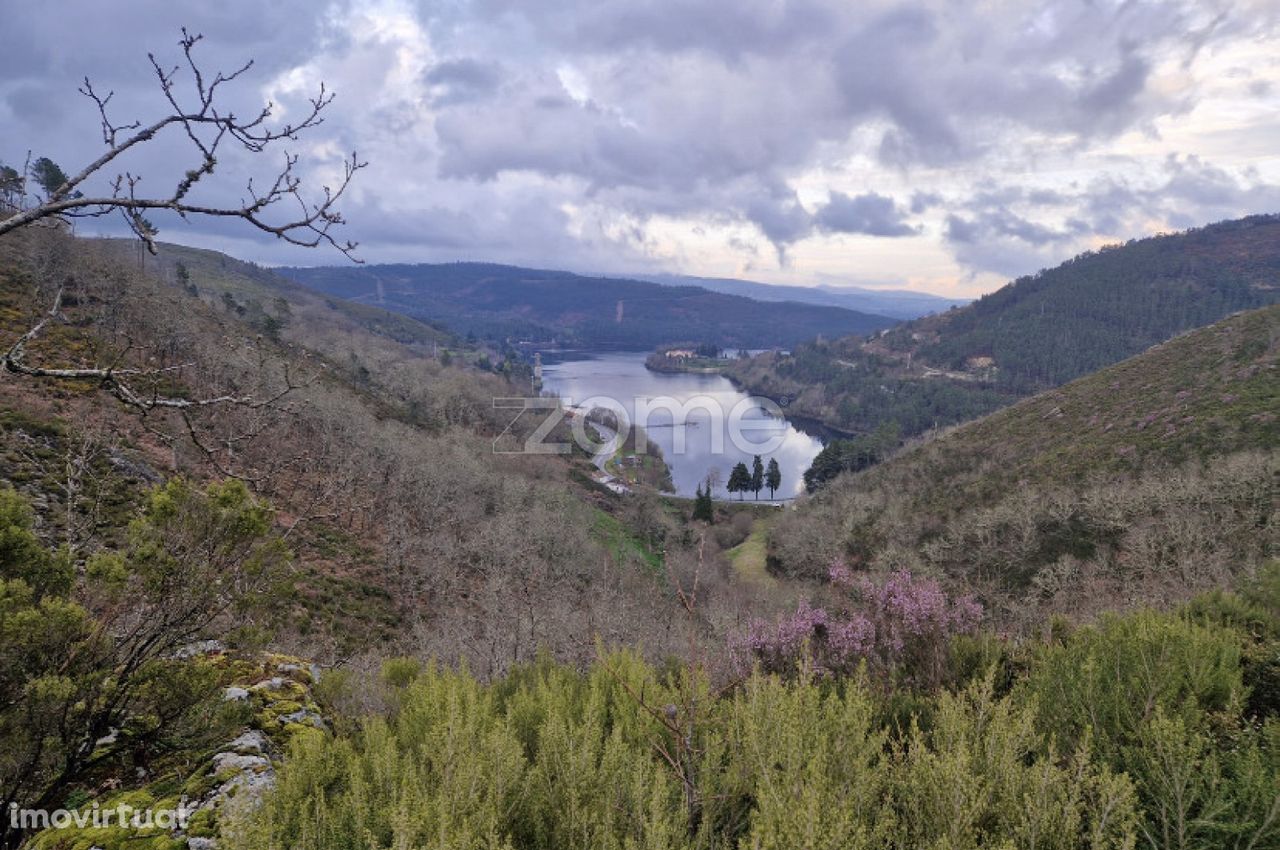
233 656 1150 850
380 657 422 689
1020 609 1280 848
1019 610 1243 761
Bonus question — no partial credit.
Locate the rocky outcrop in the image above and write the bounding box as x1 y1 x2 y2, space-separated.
26 652 326 850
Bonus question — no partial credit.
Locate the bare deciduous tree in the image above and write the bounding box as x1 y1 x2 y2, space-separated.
0 29 362 255
1 28 362 411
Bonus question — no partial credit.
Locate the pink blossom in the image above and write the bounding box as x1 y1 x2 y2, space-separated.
828 562 855 587
735 566 983 686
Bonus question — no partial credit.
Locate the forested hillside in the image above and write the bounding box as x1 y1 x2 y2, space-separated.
0 230 710 669
769 303 1279 622
280 261 895 349
729 215 1280 437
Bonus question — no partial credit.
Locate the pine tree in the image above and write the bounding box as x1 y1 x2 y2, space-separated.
0 163 22 208
751 455 764 500
30 156 69 199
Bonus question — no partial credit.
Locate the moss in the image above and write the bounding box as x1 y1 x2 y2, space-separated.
182 769 218 800
213 766 242 785
253 676 307 701
25 783 189 850
186 807 218 838
278 721 318 745
29 827 186 850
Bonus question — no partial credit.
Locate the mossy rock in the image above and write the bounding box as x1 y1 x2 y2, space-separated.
185 807 218 839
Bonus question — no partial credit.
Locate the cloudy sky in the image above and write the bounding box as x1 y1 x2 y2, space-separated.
2 0 1278 297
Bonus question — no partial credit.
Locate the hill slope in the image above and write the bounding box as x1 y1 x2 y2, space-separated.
768 303 1279 621
729 214 1280 435
0 232 689 666
279 261 895 349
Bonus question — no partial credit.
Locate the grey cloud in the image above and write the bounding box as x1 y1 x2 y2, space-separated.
1161 154 1255 206
910 191 943 214
945 215 980 245
833 7 967 165
745 191 813 247
5 0 1279 287
942 153 1280 279
417 0 1264 264
1078 52 1151 117
5 84 65 127
1 1 333 180
424 58 503 105
815 192 917 237
284 1 1280 268
473 0 837 61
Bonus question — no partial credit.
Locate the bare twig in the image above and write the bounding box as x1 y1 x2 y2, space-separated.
2 282 302 413
0 29 364 259
1 29 358 426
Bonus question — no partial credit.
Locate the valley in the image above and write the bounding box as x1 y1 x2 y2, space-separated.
1 214 1276 850
2 14 1279 850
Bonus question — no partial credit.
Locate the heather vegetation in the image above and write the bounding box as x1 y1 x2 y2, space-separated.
227 567 1280 850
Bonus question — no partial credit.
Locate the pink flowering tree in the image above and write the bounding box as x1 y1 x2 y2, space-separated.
738 564 982 687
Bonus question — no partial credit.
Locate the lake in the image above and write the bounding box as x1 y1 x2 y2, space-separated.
539 351 826 500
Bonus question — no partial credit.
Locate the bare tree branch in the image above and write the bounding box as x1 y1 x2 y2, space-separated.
1 278 307 414
0 28 364 259
1 28 356 443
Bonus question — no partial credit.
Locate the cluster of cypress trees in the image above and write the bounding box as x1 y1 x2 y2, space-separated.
693 455 784 521
726 455 782 501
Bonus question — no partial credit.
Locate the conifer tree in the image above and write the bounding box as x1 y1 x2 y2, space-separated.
765 457 781 499
692 481 714 522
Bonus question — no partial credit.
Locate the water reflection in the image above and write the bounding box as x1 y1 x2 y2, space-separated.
540 351 825 500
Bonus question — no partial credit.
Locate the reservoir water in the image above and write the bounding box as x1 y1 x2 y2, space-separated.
539 351 826 500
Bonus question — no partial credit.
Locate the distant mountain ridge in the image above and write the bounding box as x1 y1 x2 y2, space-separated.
633 273 968 320
277 262 897 350
728 214 1280 435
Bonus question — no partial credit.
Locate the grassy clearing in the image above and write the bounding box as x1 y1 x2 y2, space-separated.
591 507 663 573
727 518 777 587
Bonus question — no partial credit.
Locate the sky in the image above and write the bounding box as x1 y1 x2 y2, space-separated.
2 0 1278 298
